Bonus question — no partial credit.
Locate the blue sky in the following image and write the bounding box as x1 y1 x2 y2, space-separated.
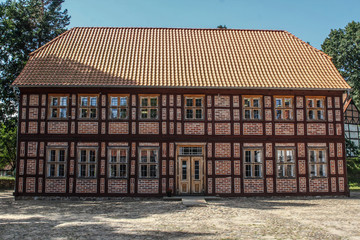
63 0 359 50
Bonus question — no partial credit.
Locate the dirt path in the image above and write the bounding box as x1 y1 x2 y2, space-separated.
0 190 359 239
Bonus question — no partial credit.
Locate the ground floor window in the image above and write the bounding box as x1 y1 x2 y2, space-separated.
309 148 327 177
139 148 159 178
276 148 295 178
108 147 128 178
78 148 98 178
47 148 67 177
243 148 263 178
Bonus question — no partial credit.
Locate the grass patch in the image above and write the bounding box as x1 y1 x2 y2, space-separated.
0 176 15 181
348 157 360 191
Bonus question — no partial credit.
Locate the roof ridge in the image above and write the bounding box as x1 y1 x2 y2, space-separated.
70 26 287 32
29 28 74 56
283 30 332 60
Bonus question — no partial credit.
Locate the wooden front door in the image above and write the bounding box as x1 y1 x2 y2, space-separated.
178 156 204 195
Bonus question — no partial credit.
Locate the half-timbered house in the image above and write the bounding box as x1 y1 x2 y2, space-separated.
12 27 350 197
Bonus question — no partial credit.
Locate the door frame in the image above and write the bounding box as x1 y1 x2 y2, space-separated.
175 143 207 195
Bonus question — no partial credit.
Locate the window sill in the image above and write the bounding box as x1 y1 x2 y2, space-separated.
45 176 66 179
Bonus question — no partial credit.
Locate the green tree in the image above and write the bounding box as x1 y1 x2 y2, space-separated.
217 25 227 29
321 21 360 104
0 0 70 170
0 121 17 171
0 0 70 126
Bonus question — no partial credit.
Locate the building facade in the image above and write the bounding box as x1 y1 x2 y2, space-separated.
343 95 360 156
13 27 351 197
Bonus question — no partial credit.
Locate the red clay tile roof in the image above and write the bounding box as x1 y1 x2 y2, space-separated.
12 27 350 90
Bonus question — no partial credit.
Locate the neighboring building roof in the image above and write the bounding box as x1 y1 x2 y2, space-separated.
12 27 350 90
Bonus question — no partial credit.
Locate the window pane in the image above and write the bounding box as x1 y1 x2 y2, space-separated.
119 165 126 177
150 150 157 162
278 165 284 177
194 161 200 180
150 165 157 177
59 150 65 162
90 97 97 106
278 150 284 162
50 150 56 162
90 109 97 118
195 98 202 107
81 97 88 106
141 109 148 119
60 97 67 106
141 151 147 162
89 165 96 177
81 150 86 162
89 150 96 162
60 108 67 118
245 110 251 119
150 109 157 119
245 151 251 162
195 109 202 119
254 151 261 163
244 99 250 107
319 151 325 162
310 151 315 162
120 97 127 106
59 164 65 177
319 165 326 176
110 150 117 162
186 109 193 119
245 165 251 177
309 110 314 120
141 165 147 177
254 165 261 177
182 160 187 180
284 99 291 107
286 150 293 162
80 165 86 177
111 108 118 119
52 109 58 118
316 99 322 108
307 99 313 108
52 97 58 106
49 164 55 177
310 165 316 177
286 165 293 177
284 110 290 120
110 165 117 177
111 97 118 106
141 98 148 107
150 98 157 107
317 110 323 120
253 110 259 119
276 99 282 107
186 98 193 107
120 109 127 119
253 99 259 108
120 149 127 162
276 110 282 120
81 109 88 118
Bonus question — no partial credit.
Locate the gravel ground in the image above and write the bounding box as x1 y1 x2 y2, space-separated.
0 190 359 240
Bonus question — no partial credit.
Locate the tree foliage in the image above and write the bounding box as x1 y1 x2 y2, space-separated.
0 0 70 170
321 21 360 104
217 25 227 29
0 0 70 126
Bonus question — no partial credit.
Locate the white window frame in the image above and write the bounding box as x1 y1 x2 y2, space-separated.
243 148 263 178
46 147 67 178
308 148 327 178
138 147 159 178
77 147 98 178
108 147 129 178
276 148 296 178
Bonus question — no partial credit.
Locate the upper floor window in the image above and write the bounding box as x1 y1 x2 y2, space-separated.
244 148 263 178
306 97 325 121
79 95 98 119
108 148 128 178
139 148 159 178
184 96 204 120
243 96 262 120
109 95 129 119
49 95 68 119
140 95 158 119
309 148 327 177
78 148 98 178
275 96 294 120
276 148 295 178
47 148 67 177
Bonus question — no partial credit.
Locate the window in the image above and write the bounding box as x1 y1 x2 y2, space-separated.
243 96 262 120
79 95 98 119
184 96 204 120
78 148 98 178
139 148 158 178
179 147 203 156
109 95 129 119
47 148 67 177
244 148 263 178
306 97 325 120
140 96 158 119
275 96 294 120
309 149 327 177
108 148 128 178
49 95 68 119
276 149 295 178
